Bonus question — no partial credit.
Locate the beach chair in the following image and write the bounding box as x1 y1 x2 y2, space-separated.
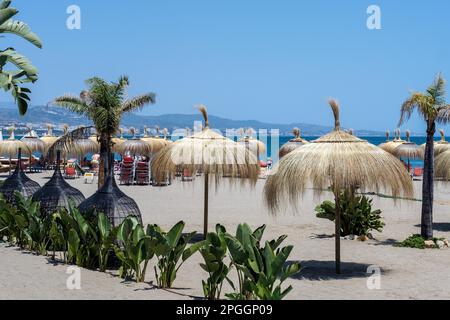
84 172 95 184
182 168 194 182
65 167 77 179
120 159 134 185
413 167 424 178
135 161 150 185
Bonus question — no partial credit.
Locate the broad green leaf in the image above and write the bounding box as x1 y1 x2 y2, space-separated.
0 19 43 48
166 221 184 248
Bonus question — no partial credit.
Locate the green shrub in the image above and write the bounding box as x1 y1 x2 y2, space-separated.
114 217 155 282
199 224 232 300
396 234 445 249
224 224 300 300
147 221 203 288
315 191 384 236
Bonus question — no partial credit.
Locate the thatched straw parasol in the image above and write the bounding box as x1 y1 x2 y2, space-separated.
0 127 30 175
392 130 424 169
116 127 152 156
0 148 40 204
32 150 85 216
435 149 450 180
264 99 413 273
40 124 58 148
21 126 47 172
112 128 126 150
279 128 309 158
239 128 267 158
141 125 166 154
421 129 450 157
152 105 260 237
379 128 405 154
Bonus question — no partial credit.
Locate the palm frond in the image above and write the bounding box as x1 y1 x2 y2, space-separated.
398 92 429 126
121 93 156 113
52 95 89 115
427 73 446 105
47 126 93 158
436 105 450 124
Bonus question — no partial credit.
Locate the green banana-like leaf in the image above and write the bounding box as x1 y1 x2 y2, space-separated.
97 212 111 240
182 239 205 261
166 221 184 248
0 1 12 10
0 20 43 48
0 48 38 76
0 7 16 25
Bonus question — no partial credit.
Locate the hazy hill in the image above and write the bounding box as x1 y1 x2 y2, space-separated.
0 103 384 136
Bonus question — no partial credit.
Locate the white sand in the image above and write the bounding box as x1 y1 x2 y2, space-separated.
1 172 450 300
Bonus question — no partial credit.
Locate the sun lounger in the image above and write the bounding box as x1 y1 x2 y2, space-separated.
182 168 194 182
65 167 77 179
84 172 95 184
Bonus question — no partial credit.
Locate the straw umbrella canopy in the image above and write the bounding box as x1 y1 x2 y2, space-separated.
279 128 309 158
392 130 424 170
141 125 166 154
116 127 152 156
379 128 406 154
21 126 46 172
420 129 450 157
152 105 260 237
40 124 59 148
111 128 126 150
264 99 414 273
0 127 30 175
0 148 40 204
239 128 266 158
434 149 450 180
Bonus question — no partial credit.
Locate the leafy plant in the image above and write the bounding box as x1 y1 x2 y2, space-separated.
396 234 444 249
147 221 203 288
315 191 384 236
0 0 42 114
114 217 155 282
224 224 300 300
199 224 232 300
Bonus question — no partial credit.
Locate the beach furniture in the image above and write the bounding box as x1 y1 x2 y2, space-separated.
413 167 424 178
84 172 95 184
33 151 85 217
64 166 77 179
264 99 413 274
182 168 194 181
135 161 150 185
120 156 134 185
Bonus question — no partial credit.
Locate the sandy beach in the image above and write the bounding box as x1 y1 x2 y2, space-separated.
1 172 450 300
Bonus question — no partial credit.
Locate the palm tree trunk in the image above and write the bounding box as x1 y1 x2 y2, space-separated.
98 136 110 189
421 121 435 239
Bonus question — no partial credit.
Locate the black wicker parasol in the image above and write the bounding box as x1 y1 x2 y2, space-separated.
0 148 40 204
32 150 85 216
78 154 142 227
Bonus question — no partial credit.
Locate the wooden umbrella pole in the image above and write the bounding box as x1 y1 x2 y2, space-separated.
334 190 341 274
203 172 209 239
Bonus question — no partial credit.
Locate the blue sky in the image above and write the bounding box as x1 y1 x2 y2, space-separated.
2 0 450 132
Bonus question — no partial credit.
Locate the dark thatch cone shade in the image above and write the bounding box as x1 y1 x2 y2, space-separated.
77 154 142 227
32 151 85 216
0 148 41 204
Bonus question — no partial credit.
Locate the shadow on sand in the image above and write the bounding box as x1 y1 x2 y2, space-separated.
415 223 450 232
291 260 390 281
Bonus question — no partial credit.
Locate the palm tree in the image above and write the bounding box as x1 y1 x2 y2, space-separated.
52 76 156 188
399 73 450 239
0 0 42 115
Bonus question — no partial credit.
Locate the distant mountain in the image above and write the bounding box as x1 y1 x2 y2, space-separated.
0 103 385 136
